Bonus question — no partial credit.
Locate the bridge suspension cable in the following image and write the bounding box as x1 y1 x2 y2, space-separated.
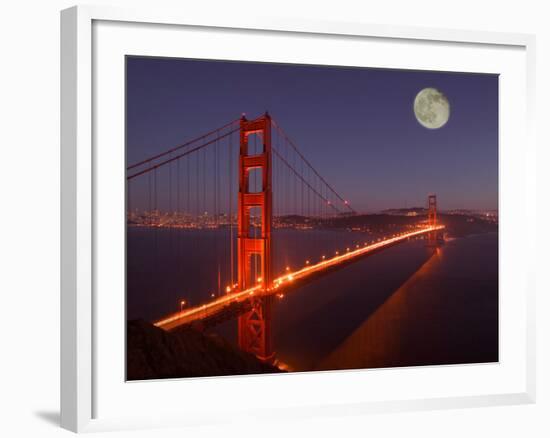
127 118 240 171
271 146 343 215
271 118 357 215
127 126 240 180
126 113 360 322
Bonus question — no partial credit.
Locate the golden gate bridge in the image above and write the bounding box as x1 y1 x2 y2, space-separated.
127 113 443 361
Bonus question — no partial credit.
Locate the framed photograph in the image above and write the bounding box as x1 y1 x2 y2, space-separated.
61 5 536 432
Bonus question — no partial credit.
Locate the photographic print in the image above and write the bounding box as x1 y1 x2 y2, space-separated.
126 57 498 380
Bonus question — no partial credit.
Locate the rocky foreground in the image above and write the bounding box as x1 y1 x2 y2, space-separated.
127 319 282 380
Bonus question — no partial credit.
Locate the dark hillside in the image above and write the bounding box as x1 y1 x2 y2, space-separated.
127 319 282 380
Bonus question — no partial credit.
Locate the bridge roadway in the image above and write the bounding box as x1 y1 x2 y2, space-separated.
154 225 445 331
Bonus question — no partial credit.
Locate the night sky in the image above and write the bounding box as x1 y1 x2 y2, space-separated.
126 56 498 212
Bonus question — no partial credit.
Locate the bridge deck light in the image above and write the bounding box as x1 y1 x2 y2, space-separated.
180 300 187 311
256 277 262 283
226 286 231 293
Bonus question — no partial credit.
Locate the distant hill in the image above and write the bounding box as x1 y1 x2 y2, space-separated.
319 213 497 238
381 207 426 215
275 210 497 238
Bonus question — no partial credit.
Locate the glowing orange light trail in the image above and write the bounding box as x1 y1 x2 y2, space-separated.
154 225 444 330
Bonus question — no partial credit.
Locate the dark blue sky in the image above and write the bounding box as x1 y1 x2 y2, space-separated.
127 57 498 212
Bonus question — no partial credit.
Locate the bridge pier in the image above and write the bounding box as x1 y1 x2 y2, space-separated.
237 113 275 361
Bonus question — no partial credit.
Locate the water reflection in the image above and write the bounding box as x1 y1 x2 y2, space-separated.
316 233 498 371
271 239 439 370
127 227 498 371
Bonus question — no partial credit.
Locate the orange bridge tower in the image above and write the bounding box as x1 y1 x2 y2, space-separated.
427 193 438 247
237 113 274 361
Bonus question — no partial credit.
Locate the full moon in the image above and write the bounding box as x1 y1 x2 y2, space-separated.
413 87 450 129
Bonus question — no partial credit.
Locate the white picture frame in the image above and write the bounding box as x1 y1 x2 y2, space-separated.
60 4 536 433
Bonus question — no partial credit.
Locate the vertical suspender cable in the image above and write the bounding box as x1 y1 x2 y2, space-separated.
127 180 131 224
148 171 152 225
169 153 172 216
179 157 182 220
229 129 234 288
196 150 199 221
